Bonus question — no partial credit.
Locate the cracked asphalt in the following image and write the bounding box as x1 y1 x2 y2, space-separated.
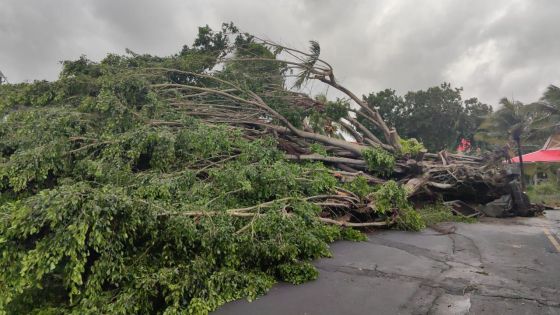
213 210 560 315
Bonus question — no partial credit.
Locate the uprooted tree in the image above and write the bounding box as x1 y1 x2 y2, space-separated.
0 24 528 314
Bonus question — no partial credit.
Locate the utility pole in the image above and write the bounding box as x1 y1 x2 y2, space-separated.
512 129 525 190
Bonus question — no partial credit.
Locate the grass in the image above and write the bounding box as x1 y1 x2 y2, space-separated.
526 181 560 207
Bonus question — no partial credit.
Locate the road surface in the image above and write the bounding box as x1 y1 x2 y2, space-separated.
214 210 560 314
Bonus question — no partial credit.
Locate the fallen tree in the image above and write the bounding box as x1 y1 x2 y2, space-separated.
0 24 534 314
143 29 519 206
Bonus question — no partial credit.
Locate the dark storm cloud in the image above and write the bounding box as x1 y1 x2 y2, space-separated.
1 0 559 105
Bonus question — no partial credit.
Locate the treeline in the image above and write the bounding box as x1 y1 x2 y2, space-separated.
362 83 558 154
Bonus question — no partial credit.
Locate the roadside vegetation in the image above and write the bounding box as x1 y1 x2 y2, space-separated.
526 181 560 207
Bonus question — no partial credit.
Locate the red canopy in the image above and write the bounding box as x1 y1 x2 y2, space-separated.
511 150 560 163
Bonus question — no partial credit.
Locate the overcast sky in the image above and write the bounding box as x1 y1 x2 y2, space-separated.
1 0 559 106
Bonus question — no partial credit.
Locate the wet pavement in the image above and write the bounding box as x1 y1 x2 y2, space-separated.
214 211 560 314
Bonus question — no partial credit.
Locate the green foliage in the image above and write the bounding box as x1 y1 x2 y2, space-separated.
0 23 467 314
476 93 553 151
220 34 312 128
525 84 560 135
0 113 349 314
373 181 409 214
526 181 560 207
293 41 321 89
324 98 350 121
0 25 374 314
475 98 530 146
528 181 559 194
399 138 426 157
342 176 375 199
307 98 349 136
362 147 395 176
60 55 103 78
374 181 425 231
340 228 368 241
276 262 319 284
309 143 328 156
0 80 60 110
396 209 426 231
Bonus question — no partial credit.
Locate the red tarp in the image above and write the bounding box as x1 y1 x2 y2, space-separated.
511 150 560 163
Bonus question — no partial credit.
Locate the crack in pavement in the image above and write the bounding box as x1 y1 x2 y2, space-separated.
448 234 456 254
316 262 429 284
325 232 560 310
474 292 560 308
366 234 481 270
318 261 560 309
366 236 452 263
317 261 473 297
452 231 484 265
425 291 442 315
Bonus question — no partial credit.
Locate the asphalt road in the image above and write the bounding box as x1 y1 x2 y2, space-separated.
214 211 560 315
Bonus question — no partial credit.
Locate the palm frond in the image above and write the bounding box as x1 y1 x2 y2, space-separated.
292 41 321 89
309 40 320 59
273 46 283 57
524 101 559 115
542 85 560 105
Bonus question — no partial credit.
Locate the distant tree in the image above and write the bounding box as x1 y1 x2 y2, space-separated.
459 97 493 147
362 83 492 152
362 88 405 130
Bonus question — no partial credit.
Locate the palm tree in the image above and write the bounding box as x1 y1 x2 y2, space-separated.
475 98 531 188
525 85 560 137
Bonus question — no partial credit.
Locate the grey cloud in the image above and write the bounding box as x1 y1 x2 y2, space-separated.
1 0 559 106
